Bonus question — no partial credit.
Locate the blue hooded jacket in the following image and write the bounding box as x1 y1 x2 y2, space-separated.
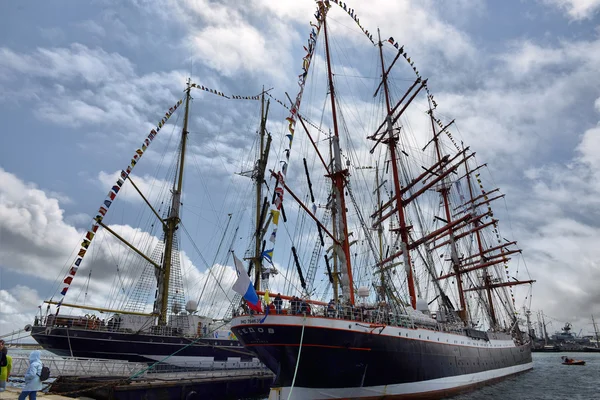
23 350 43 391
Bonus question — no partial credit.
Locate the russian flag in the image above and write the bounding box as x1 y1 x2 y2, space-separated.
232 253 262 313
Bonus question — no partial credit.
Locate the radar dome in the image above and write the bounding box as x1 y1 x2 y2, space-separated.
416 298 429 314
185 300 198 314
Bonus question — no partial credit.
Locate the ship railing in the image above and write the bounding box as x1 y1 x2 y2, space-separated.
236 300 476 334
37 315 214 338
240 302 436 330
39 314 127 333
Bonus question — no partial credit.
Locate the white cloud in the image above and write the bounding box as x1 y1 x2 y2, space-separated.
64 212 92 226
0 286 43 336
499 40 564 77
97 171 172 205
0 44 135 84
146 0 477 88
0 167 82 278
0 43 188 141
0 168 243 336
577 125 600 170
192 25 271 78
542 0 600 19
36 99 109 128
594 97 600 113
431 32 600 167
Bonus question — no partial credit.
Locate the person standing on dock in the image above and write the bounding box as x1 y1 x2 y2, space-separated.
18 350 43 400
0 341 12 392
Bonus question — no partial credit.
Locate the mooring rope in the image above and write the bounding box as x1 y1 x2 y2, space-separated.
287 313 307 400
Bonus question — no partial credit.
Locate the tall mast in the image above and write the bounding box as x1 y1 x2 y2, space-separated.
429 103 467 322
541 312 549 345
375 162 386 302
376 29 417 309
463 149 496 327
329 132 340 302
524 307 533 343
158 80 191 325
593 315 600 348
322 12 355 305
253 91 271 290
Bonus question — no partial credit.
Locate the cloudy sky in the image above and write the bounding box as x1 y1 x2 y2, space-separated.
2 0 600 340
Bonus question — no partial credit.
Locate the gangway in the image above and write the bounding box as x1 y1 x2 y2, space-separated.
10 356 148 378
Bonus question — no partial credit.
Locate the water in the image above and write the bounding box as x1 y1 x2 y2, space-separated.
5 350 597 399
452 353 599 400
4 348 54 358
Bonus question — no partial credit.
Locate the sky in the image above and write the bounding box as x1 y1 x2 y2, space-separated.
2 0 600 340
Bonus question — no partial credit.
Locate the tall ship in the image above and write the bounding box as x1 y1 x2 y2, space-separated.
230 1 535 399
27 80 273 369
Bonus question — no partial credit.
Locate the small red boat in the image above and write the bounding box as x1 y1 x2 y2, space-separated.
561 356 586 365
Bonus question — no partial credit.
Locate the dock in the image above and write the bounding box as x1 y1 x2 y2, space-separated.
0 387 90 399
54 368 273 399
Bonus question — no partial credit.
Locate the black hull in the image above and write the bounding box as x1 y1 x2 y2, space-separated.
231 315 532 399
31 326 255 366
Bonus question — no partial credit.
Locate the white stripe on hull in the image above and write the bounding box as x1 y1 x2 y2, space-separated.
268 362 533 399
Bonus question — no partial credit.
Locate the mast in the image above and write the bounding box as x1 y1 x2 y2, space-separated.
322 12 355 305
157 79 191 325
375 162 386 302
429 102 467 322
253 91 271 290
329 132 340 302
463 149 495 326
541 312 549 345
593 315 600 348
524 307 533 343
376 29 417 309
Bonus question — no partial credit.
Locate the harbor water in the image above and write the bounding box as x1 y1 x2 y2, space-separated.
4 349 597 399
254 352 600 400
452 352 599 400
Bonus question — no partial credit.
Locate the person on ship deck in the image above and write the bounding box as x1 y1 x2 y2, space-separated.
299 300 307 314
274 294 283 314
327 299 336 317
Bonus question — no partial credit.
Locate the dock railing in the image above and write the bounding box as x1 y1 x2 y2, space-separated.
10 356 149 378
9 356 269 380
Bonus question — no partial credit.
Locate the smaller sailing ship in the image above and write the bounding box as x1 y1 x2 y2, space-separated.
584 315 600 352
231 2 535 399
26 80 269 369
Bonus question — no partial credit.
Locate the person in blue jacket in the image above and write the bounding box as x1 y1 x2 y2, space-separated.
19 350 42 400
